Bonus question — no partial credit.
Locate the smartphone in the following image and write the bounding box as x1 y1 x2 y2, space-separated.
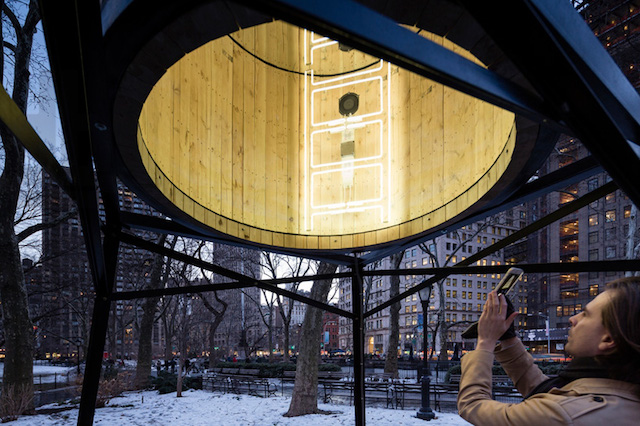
495 267 524 296
461 267 524 339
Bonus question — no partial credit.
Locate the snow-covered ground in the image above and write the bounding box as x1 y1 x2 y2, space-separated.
11 390 472 425
0 363 77 383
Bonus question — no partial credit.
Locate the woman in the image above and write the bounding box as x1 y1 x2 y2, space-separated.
457 277 640 425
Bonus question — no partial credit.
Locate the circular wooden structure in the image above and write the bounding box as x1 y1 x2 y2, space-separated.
110 1 553 253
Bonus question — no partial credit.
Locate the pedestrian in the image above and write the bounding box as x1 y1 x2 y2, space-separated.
458 276 640 425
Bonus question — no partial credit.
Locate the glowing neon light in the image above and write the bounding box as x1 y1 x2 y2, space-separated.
310 76 383 127
310 119 384 169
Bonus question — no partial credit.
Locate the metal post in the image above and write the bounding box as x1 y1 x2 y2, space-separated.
352 259 366 426
77 233 119 425
416 299 435 420
545 317 550 355
77 296 112 425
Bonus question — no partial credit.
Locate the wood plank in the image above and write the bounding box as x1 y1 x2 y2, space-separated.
231 36 245 227
264 25 279 237
220 37 235 219
275 23 288 235
254 25 268 230
243 28 256 229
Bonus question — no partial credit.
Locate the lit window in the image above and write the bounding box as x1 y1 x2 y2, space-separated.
589 214 599 226
605 210 616 222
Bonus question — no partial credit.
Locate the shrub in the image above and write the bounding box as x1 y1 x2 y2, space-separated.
211 361 340 377
152 372 202 394
318 363 342 372
96 371 135 408
0 384 34 422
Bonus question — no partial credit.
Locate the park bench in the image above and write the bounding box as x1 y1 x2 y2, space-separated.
203 371 277 398
318 372 351 404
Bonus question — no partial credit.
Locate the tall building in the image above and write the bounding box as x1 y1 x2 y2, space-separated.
35 173 263 361
208 245 264 359
511 0 640 353
337 214 523 358
519 137 634 343
33 171 92 359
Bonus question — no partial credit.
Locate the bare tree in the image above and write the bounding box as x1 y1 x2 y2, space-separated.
285 261 338 417
383 251 404 377
262 253 312 362
0 0 41 411
135 235 173 389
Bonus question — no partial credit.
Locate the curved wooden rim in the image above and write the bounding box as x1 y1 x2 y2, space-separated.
107 0 553 253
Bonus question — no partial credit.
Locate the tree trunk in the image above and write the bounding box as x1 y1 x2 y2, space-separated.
0 231 34 411
267 314 274 362
135 236 168 389
200 291 227 368
135 296 160 388
384 252 403 377
283 317 291 362
436 280 448 361
0 1 40 412
208 316 224 367
176 355 184 397
285 262 337 417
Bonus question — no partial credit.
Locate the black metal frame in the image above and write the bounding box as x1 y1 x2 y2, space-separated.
0 0 631 424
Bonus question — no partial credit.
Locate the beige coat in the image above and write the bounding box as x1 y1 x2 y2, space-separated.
457 341 640 425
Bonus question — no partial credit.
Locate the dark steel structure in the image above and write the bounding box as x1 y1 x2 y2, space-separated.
0 0 638 424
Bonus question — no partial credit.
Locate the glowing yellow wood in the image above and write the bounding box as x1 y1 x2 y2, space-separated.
138 21 516 250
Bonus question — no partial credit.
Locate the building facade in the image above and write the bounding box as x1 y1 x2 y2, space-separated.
337 214 524 359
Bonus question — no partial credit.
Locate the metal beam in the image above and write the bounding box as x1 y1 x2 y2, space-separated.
364 260 640 279
351 258 366 426
243 0 564 129
119 211 356 266
39 0 109 296
458 0 640 210
116 231 355 319
360 155 603 265
0 85 74 198
74 0 122 228
365 181 618 318
77 233 120 425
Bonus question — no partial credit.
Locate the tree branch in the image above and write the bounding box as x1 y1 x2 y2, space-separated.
2 3 22 36
17 208 77 242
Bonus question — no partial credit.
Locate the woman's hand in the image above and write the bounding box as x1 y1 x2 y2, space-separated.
476 290 519 351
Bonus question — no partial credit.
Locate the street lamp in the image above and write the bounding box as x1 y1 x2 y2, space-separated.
523 312 551 355
416 281 435 421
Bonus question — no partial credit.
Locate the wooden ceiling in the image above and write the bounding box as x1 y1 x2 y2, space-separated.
137 21 518 250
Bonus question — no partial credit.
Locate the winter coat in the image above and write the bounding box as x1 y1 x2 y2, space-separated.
457 340 640 425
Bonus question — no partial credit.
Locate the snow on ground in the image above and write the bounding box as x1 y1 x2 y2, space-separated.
11 389 472 426
0 363 76 382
